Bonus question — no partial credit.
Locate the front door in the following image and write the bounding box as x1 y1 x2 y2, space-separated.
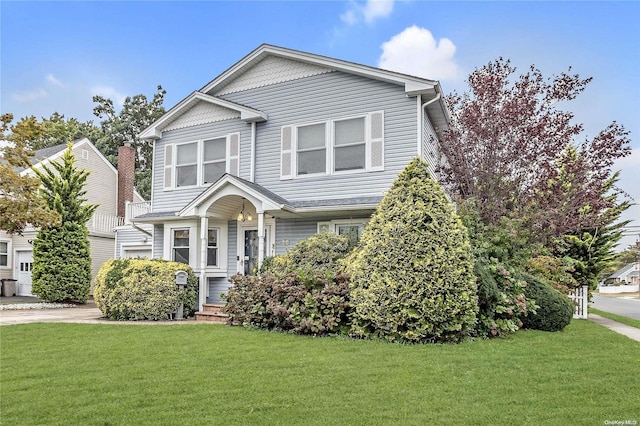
16 250 34 296
244 230 259 275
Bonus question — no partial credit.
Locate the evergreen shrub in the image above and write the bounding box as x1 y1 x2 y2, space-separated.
520 273 573 331
346 158 478 343
94 259 198 320
31 222 92 303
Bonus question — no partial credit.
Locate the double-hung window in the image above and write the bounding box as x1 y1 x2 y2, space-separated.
334 117 365 172
164 133 240 190
207 229 218 267
0 241 8 267
318 220 368 247
296 123 326 175
281 111 383 179
175 142 198 187
173 229 190 264
203 138 226 184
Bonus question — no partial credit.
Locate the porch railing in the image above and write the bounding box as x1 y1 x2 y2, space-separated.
125 201 152 223
87 213 125 235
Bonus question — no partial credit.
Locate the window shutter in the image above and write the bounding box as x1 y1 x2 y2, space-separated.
229 132 240 176
281 126 293 180
369 111 384 171
164 144 173 189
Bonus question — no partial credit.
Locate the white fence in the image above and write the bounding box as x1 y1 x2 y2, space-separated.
568 285 589 319
599 284 639 294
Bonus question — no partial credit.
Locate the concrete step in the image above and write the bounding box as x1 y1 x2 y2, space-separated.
195 311 228 324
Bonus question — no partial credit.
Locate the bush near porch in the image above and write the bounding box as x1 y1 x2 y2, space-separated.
93 259 198 320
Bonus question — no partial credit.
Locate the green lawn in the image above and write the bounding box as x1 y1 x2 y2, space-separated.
590 308 640 329
1 321 638 425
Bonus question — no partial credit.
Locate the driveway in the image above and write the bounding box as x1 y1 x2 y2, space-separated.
591 294 640 320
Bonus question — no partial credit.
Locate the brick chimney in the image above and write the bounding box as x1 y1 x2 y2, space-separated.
117 143 135 218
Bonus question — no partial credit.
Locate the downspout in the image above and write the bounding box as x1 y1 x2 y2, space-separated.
420 92 441 159
250 121 256 182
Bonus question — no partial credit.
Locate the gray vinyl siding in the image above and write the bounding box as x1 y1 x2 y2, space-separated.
221 72 418 202
88 235 115 293
153 224 164 259
422 107 440 179
114 226 152 259
207 277 229 304
227 220 237 273
274 218 318 255
152 119 250 212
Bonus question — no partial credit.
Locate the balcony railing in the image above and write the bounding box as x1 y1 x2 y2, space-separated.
125 201 152 223
87 213 125 235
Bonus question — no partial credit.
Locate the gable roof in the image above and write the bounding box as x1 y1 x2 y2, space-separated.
139 92 267 140
608 263 638 279
140 44 449 141
202 44 440 97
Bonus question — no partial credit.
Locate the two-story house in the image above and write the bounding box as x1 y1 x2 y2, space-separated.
0 138 145 296
116 44 450 311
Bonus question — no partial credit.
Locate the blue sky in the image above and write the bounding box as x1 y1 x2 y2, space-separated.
2 1 639 248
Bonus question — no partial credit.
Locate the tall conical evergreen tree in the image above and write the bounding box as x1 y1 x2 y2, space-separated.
31 143 98 303
346 157 478 343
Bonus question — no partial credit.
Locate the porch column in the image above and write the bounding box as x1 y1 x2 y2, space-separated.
199 216 208 311
257 211 265 270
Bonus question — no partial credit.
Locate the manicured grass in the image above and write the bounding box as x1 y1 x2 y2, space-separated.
1 321 638 425
590 308 640 329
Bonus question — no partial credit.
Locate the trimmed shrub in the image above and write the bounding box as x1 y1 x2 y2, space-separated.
473 259 535 337
94 259 198 320
32 222 92 303
519 273 573 331
345 157 478 343
223 271 351 335
261 232 351 277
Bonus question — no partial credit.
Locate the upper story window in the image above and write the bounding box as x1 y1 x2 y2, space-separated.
164 133 240 190
281 111 384 180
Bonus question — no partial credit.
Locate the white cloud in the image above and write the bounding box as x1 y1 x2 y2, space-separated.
46 73 65 88
341 0 395 25
91 86 127 108
378 25 461 81
12 88 48 103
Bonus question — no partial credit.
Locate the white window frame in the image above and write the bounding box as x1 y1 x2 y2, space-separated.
171 228 192 265
206 227 220 267
317 219 369 244
164 132 240 190
0 240 10 268
282 111 384 180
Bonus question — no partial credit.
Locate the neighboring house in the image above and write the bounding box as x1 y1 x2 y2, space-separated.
115 44 450 310
0 138 145 296
603 262 640 286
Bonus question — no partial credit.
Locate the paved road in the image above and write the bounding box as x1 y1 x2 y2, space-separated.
591 294 640 320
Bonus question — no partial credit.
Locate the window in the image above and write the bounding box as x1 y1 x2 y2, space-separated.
0 241 8 267
297 123 326 175
281 111 383 179
207 229 218 267
334 117 365 172
318 220 368 247
164 133 240 190
172 229 190 264
203 138 226 184
176 142 198 187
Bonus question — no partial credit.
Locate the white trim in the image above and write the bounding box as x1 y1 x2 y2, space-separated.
139 92 267 140
120 243 152 259
236 216 275 273
201 44 438 97
0 239 11 269
317 218 370 234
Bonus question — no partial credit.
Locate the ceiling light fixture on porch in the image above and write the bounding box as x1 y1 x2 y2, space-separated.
237 198 252 222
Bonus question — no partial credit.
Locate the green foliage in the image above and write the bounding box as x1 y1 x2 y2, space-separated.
520 273 573 332
525 255 578 294
346 158 478 343
31 223 91 303
473 259 535 337
0 113 61 235
31 144 96 303
223 271 351 335
93 259 198 320
260 232 351 277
